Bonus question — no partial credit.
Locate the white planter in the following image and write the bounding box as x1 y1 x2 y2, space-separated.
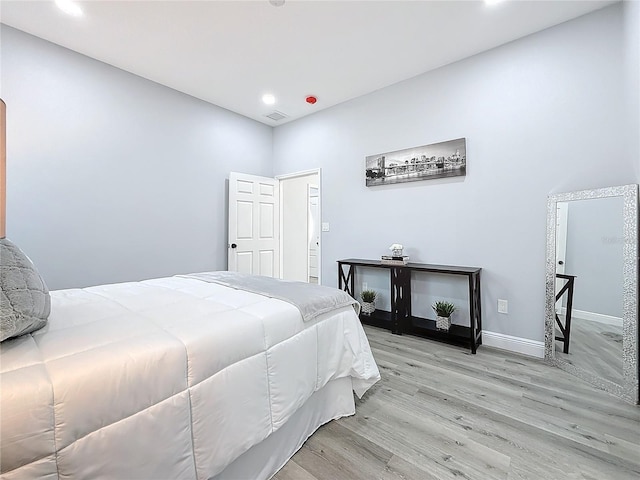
436 315 451 331
361 301 376 316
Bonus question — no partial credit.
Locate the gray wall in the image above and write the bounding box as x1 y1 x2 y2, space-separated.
1 26 273 289
2 4 637 344
623 0 640 177
272 4 636 342
564 197 624 318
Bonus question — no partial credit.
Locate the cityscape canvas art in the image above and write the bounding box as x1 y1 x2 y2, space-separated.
365 137 466 187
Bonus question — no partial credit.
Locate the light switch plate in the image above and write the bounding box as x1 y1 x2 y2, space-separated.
321 222 330 232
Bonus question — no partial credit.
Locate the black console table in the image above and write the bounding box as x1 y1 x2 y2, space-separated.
338 259 482 354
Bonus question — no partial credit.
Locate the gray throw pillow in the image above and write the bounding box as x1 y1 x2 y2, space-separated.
0 238 50 342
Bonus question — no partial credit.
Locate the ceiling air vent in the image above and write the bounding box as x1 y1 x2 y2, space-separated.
265 111 287 121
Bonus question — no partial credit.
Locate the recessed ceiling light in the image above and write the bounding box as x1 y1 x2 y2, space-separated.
262 94 276 105
55 0 83 17
269 0 285 7
485 0 506 5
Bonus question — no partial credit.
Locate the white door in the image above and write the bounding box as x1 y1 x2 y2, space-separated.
308 186 319 281
278 170 321 283
228 172 279 277
555 201 569 310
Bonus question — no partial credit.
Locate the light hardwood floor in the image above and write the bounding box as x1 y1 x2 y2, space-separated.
556 317 623 385
274 326 640 480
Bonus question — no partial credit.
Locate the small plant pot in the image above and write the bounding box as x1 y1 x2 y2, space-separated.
361 301 376 316
436 315 451 331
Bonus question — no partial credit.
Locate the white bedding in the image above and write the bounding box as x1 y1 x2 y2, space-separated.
0 274 380 479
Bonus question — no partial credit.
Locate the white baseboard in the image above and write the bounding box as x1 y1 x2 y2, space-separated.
482 331 545 358
558 307 622 327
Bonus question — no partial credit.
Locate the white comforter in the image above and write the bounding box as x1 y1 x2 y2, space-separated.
0 275 380 479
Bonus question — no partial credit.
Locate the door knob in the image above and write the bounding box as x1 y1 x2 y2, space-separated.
558 260 564 265
231 243 237 249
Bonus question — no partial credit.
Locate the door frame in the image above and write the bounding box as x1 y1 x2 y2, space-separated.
276 168 322 284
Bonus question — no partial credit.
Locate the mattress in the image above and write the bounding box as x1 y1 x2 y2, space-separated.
0 274 380 479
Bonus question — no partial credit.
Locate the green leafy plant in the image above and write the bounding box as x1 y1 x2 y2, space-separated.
432 300 455 318
361 290 377 303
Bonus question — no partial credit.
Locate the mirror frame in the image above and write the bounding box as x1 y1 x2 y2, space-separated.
544 184 638 404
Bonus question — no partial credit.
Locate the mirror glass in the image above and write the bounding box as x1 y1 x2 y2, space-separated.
545 185 638 404
554 197 624 385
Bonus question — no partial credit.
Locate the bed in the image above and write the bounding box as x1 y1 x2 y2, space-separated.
0 272 380 479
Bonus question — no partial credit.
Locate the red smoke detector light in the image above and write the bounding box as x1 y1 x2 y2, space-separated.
305 96 317 104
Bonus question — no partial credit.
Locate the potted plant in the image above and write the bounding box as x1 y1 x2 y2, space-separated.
432 300 455 331
360 290 377 316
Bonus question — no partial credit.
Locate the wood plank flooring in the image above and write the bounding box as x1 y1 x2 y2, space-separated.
556 317 623 385
274 326 640 480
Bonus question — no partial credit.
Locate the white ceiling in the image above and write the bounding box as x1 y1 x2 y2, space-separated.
0 0 616 125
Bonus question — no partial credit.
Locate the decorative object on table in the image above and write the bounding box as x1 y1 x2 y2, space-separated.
432 300 456 331
360 290 377 316
365 137 466 187
381 255 409 265
382 244 409 265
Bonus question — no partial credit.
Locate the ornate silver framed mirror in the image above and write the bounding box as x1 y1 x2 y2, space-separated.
545 184 638 404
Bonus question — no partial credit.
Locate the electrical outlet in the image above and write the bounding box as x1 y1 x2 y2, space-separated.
497 299 508 314
363 283 368 291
